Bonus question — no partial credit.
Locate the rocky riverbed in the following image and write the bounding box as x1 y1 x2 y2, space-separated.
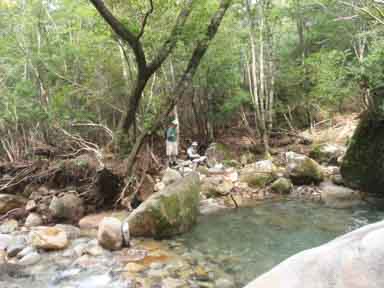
0 142 377 288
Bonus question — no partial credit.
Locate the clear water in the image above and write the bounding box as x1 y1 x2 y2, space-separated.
178 200 384 287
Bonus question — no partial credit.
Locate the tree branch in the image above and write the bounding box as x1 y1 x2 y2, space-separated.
137 0 154 40
147 0 195 74
89 0 147 69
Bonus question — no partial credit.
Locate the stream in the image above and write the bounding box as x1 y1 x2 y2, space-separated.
2 200 384 288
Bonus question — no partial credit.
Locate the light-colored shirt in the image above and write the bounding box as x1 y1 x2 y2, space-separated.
187 146 200 159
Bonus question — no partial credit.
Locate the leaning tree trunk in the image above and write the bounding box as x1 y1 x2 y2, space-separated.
340 86 384 195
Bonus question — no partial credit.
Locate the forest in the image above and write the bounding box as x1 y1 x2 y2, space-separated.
1 0 384 288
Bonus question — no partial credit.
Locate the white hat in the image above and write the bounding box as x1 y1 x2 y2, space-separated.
192 141 198 146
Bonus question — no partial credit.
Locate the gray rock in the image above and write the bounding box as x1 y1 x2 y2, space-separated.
0 194 26 214
201 176 233 198
17 246 35 259
77 273 111 288
6 236 26 257
25 213 43 227
0 219 18 233
244 220 384 288
285 152 324 185
55 224 80 240
18 251 41 266
49 193 84 221
320 181 362 208
309 143 346 164
240 160 277 188
0 234 12 250
214 278 235 288
162 168 182 186
97 217 123 251
29 226 69 250
127 173 200 239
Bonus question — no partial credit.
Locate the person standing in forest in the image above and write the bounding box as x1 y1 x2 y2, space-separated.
166 119 178 166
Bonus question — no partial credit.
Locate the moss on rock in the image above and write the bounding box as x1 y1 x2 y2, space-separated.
270 178 293 194
341 113 384 194
127 173 200 239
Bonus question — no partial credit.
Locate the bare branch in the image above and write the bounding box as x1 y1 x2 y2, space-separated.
89 0 147 69
137 0 154 40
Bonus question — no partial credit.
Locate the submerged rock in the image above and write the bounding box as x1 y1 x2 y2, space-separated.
320 182 362 208
240 160 277 188
127 173 200 239
285 152 324 185
97 217 123 251
29 227 69 250
244 220 384 288
0 194 26 214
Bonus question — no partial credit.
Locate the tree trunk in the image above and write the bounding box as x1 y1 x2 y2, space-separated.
124 0 233 176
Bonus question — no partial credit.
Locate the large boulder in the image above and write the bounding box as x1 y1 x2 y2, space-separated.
341 105 384 194
49 193 84 221
97 217 123 251
244 220 384 288
309 143 346 165
320 182 362 209
285 152 324 185
240 160 277 188
29 227 69 250
0 194 26 214
126 173 200 239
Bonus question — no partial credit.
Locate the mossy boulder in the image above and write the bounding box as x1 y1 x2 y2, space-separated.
240 160 277 188
341 112 384 194
270 178 293 194
309 144 346 165
286 152 324 185
126 173 200 239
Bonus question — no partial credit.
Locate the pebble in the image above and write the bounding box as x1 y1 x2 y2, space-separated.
18 251 41 265
25 213 43 227
17 246 35 258
6 236 26 257
0 234 12 250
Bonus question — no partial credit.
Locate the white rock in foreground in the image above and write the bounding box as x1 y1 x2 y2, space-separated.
244 220 384 288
